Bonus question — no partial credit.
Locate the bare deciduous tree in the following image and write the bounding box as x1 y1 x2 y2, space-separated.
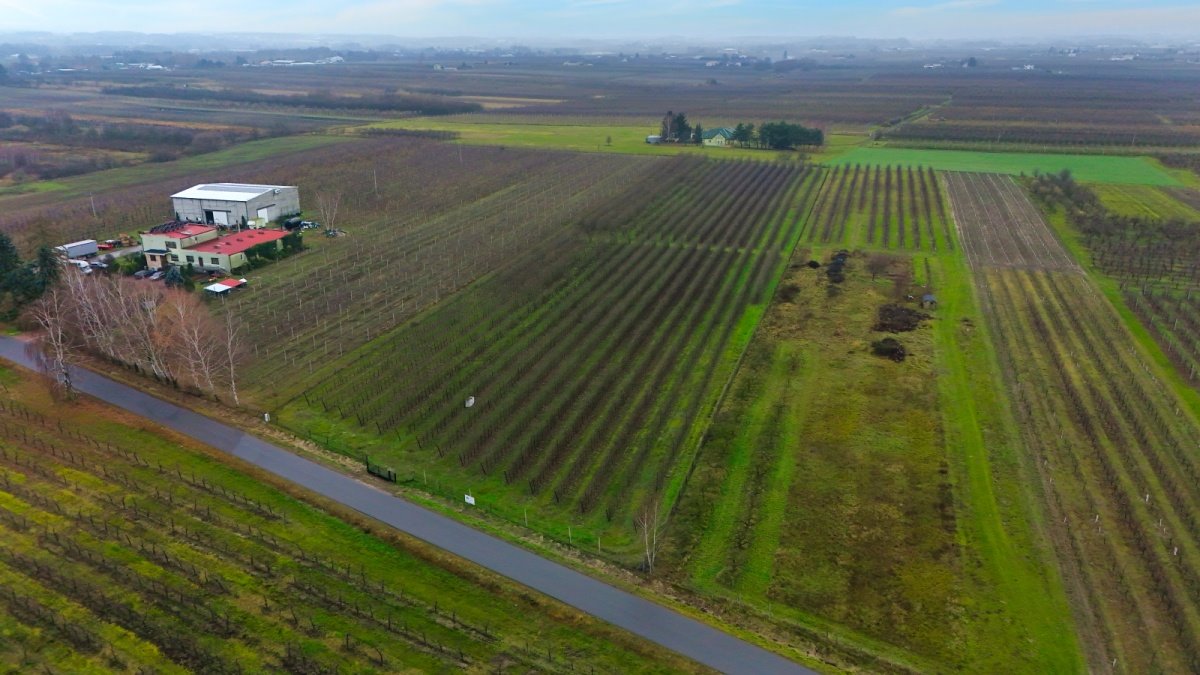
167 291 223 396
221 303 245 406
316 190 342 232
26 284 79 399
25 275 245 402
634 496 667 575
866 252 895 281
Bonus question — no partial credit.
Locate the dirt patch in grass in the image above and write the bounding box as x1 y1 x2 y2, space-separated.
874 304 930 333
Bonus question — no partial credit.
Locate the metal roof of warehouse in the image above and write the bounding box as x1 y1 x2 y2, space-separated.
171 183 296 202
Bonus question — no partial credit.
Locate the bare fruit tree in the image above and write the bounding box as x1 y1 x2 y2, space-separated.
316 190 342 232
866 252 895 281
634 495 667 574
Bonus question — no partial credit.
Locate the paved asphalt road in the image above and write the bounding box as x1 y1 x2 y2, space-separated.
0 337 815 675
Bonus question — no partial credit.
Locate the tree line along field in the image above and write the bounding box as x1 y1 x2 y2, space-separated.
803 164 953 252
279 156 814 549
0 364 694 674
947 174 1200 673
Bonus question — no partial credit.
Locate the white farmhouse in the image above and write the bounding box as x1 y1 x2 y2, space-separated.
171 183 300 229
702 127 736 147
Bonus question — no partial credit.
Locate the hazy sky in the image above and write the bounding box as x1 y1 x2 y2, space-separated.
2 0 1199 40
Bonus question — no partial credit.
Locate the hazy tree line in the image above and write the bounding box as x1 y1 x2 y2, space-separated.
0 111 260 171
26 271 244 403
730 121 823 149
103 85 483 116
658 111 823 149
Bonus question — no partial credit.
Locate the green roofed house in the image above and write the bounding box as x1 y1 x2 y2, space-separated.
702 127 736 147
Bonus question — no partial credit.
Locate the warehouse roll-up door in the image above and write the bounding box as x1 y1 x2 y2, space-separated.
257 207 271 221
213 211 229 226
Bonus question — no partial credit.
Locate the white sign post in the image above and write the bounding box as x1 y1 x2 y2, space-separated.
464 493 476 506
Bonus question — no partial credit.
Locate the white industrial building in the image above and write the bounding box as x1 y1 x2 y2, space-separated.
171 183 300 229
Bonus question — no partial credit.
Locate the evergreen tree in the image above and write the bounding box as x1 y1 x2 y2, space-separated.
692 124 704 144
164 265 185 288
34 247 60 292
0 232 20 281
672 112 691 143
732 123 749 146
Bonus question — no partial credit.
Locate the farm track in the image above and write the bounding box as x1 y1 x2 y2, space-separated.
302 159 816 523
948 172 1200 673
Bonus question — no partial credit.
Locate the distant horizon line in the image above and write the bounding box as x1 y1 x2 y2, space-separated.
2 29 1199 46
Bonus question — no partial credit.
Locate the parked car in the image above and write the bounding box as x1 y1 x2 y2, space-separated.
301 220 321 230
148 271 164 281
64 259 92 274
88 261 109 270
134 269 153 279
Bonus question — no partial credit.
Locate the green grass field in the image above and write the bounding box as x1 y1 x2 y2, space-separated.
362 117 850 160
1092 183 1200 220
0 364 695 673
829 147 1180 186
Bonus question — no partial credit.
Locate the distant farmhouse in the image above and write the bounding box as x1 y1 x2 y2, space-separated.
702 127 736 147
172 183 299 229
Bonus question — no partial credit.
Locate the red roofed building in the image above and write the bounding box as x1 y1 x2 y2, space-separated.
142 221 290 274
141 222 219 270
185 229 289 273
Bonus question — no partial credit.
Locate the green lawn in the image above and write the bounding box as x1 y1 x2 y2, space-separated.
829 148 1180 186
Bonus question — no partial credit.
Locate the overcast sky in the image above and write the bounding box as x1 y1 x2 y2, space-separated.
2 0 1199 40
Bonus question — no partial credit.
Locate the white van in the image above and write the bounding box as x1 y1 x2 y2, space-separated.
66 259 92 274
